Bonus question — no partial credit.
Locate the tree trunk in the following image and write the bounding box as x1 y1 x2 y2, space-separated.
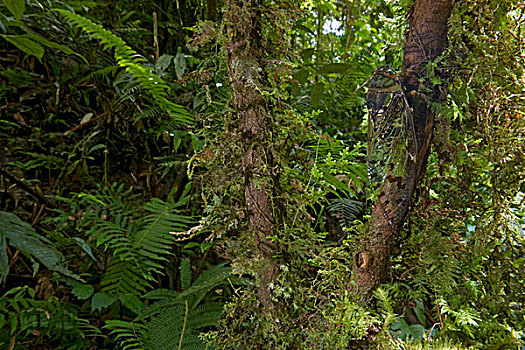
224 0 278 309
354 0 454 294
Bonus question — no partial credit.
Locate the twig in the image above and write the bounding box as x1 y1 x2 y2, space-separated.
153 12 159 60
64 111 110 135
0 168 57 209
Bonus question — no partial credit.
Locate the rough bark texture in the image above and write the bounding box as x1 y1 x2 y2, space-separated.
225 0 278 309
355 0 454 294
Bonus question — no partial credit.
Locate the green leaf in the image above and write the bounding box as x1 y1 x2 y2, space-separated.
430 75 442 85
2 0 25 20
119 293 145 314
290 81 300 96
293 23 314 35
25 33 88 64
157 54 173 72
318 63 351 74
72 237 96 261
293 69 309 85
512 257 524 268
71 283 94 300
322 170 354 197
0 211 80 282
1 34 44 60
193 91 205 110
414 299 426 326
301 48 314 61
183 242 201 249
174 47 186 79
92 292 117 311
311 83 324 107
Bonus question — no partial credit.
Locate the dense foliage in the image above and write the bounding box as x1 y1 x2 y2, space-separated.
0 0 523 349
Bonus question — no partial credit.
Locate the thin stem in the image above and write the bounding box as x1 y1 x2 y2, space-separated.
177 299 189 350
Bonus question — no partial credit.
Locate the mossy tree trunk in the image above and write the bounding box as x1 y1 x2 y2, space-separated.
224 0 279 309
354 0 454 294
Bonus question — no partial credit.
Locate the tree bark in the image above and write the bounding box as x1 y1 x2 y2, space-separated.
354 0 454 294
224 0 279 309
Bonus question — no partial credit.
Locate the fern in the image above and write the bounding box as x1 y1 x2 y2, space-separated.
76 184 193 297
180 257 192 291
148 301 224 350
77 64 119 85
0 286 101 348
107 260 236 350
105 320 150 350
141 261 234 317
328 198 365 228
57 10 192 124
134 105 164 122
135 198 192 259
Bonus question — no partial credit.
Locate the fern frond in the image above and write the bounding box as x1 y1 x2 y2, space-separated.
142 263 232 311
105 320 150 350
185 302 224 330
146 302 222 350
0 287 100 343
147 305 186 350
76 185 192 297
88 220 130 249
101 258 153 295
134 106 164 122
114 75 143 105
328 198 364 228
138 265 233 336
77 64 119 85
137 297 184 321
189 271 232 307
78 183 137 215
133 198 193 271
142 287 182 301
151 332 204 350
180 258 192 291
57 10 192 124
397 337 474 349
100 198 192 296
483 329 521 349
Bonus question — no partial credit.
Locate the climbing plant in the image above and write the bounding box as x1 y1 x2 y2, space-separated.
0 0 524 349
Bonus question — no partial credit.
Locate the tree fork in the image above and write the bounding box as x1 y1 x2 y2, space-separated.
354 0 454 294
